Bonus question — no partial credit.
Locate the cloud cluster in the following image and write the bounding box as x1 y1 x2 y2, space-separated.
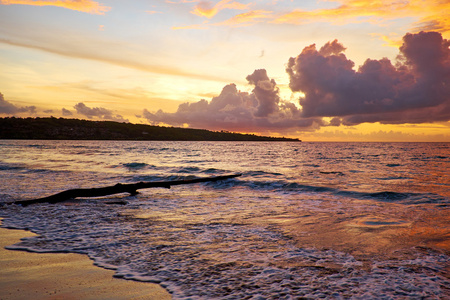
286 31 450 125
0 92 36 114
274 0 450 36
144 31 450 131
143 69 318 132
174 0 449 38
0 0 111 15
74 102 128 122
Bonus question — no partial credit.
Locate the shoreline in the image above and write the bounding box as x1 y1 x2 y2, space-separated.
0 222 171 300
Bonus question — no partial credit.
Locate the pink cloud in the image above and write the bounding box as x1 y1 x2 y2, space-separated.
144 31 450 133
143 69 319 132
286 31 450 125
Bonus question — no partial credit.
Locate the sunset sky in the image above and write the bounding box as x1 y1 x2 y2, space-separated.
1 0 449 141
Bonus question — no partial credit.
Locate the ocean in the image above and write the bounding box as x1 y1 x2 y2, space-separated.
0 140 449 299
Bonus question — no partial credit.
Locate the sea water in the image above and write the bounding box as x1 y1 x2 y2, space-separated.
0 140 449 299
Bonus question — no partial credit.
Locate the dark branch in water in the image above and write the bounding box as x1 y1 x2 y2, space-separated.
15 174 242 206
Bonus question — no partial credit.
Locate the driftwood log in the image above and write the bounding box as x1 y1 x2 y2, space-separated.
15 174 241 206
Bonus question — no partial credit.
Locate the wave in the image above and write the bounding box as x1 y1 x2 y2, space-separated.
376 176 410 181
386 163 402 167
0 163 24 171
202 168 224 174
196 175 448 205
1 188 447 300
116 170 449 205
173 166 202 173
319 171 345 176
123 162 149 170
0 162 69 175
3 155 447 206
246 170 284 177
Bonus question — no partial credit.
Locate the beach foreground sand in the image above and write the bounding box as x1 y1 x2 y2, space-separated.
0 225 172 300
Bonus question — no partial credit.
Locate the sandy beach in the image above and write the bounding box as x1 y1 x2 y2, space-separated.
0 224 171 300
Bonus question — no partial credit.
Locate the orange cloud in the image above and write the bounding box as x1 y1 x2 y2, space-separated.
0 0 111 15
173 10 272 29
274 0 450 37
218 10 272 27
173 9 271 29
191 0 249 18
370 33 403 47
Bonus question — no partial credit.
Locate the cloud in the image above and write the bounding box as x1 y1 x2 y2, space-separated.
173 0 450 43
0 0 111 15
286 31 450 125
143 69 319 132
0 92 19 114
274 0 450 37
245 69 280 117
143 31 449 134
191 0 249 18
0 37 235 84
217 10 272 27
173 9 273 29
370 33 403 48
0 92 36 114
62 108 73 116
274 0 403 25
74 102 128 122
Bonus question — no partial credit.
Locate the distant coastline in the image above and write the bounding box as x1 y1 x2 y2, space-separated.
0 117 301 142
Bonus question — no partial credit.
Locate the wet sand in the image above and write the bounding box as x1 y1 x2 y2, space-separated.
0 225 171 300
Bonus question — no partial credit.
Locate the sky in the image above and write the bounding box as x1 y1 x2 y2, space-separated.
0 0 449 141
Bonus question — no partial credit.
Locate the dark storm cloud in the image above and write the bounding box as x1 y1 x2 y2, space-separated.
74 102 128 122
143 69 319 132
286 31 450 125
0 92 36 114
